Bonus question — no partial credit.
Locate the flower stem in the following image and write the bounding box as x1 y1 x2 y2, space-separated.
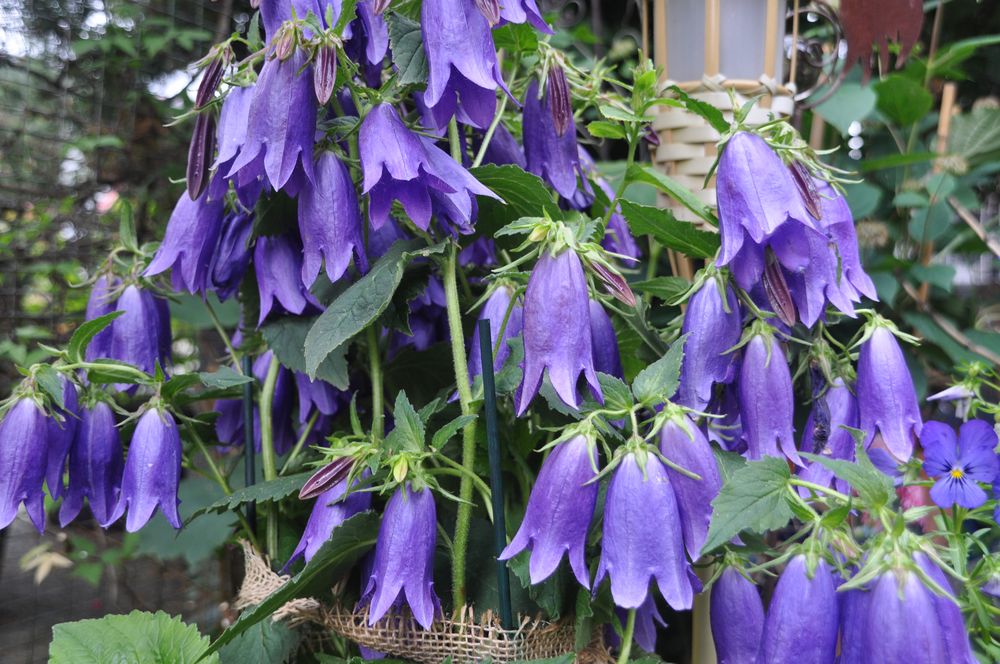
279 410 319 475
367 326 384 441
189 426 260 550
203 298 241 374
617 608 637 664
788 478 850 503
444 242 477 611
258 355 281 557
448 117 462 163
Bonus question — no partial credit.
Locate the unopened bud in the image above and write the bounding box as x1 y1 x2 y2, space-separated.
762 247 797 327
186 112 216 200
373 0 392 15
274 29 295 60
789 161 822 221
547 65 572 137
195 50 228 109
313 44 337 105
590 260 637 307
474 0 501 26
299 456 354 500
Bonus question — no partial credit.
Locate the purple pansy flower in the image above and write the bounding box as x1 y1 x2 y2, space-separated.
710 567 764 664
363 483 440 629
499 435 598 587
0 398 49 532
467 285 523 382
595 451 696 611
209 211 254 301
523 79 583 199
109 408 182 532
921 419 999 509
254 234 322 325
288 476 372 566
589 299 622 378
59 401 124 527
758 556 838 664
856 323 922 462
515 248 602 415
676 276 742 410
144 186 226 294
737 329 800 465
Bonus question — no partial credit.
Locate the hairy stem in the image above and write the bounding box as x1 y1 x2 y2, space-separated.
259 356 281 557
617 608 637 664
367 326 384 441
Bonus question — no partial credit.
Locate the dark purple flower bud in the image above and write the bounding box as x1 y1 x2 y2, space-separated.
45 376 79 500
676 277 741 411
288 476 372 565
298 152 367 286
363 483 440 629
186 112 216 200
468 286 523 381
0 398 49 531
273 28 296 60
914 553 979 664
658 415 721 559
710 567 764 664
299 455 355 500
145 186 226 295
108 285 171 376
856 324 922 462
499 0 551 32
547 65 572 137
788 161 822 220
797 378 858 495
295 372 345 424
523 79 583 199
59 401 123 527
595 452 695 610
589 300 622 378
500 435 598 587
589 260 636 307
516 248 602 415
372 0 391 15
473 0 501 25
84 275 120 361
209 212 254 300
761 247 797 327
313 44 338 105
922 419 999 509
359 104 500 234
476 123 526 169
420 0 510 129
737 330 800 465
860 568 949 662
758 556 838 664
195 51 227 109
254 234 322 325
109 408 181 532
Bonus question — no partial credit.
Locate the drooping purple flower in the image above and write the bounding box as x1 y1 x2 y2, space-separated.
797 378 858 495
857 568 950 662
758 556 838 664
589 299 622 378
214 85 254 173
288 476 372 566
468 285 523 381
45 375 79 500
658 414 721 559
602 207 641 262
295 373 346 424
705 382 745 453
108 285 171 376
144 186 226 294
476 123 526 169
59 401 124 527
359 104 500 234
921 419 999 509
0 398 49 532
109 408 181 532
345 1 389 87
84 275 121 361
388 277 449 356
499 435 598 587
516 248 602 415
259 0 325 42
458 236 497 268
254 234 322 325
610 593 665 654
856 323 922 462
737 330 800 465
915 553 979 664
298 152 368 286
676 277 742 410
363 483 440 629
523 79 583 199
420 0 509 129
595 451 696 611
209 211 254 300
710 567 764 664
835 586 870 664
499 0 551 33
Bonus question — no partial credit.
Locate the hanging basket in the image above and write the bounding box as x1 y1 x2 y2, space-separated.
234 542 613 664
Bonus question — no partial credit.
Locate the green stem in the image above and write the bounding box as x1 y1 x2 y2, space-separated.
789 478 850 503
444 242 478 611
189 427 259 549
280 411 319 474
471 94 509 168
603 134 638 228
448 117 462 163
259 356 281 557
204 299 241 373
367 326 384 441
617 608 637 664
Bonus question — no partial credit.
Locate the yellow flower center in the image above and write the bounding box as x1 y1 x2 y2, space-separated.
949 467 965 479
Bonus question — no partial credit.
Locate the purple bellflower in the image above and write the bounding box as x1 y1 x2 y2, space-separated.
345 1 389 87
420 0 510 129
59 401 124 527
83 275 120 361
609 594 666 654
467 286 523 382
915 553 979 664
144 187 226 294
658 414 722 560
108 285 171 377
0 398 50 532
676 276 742 410
288 476 372 566
388 277 449 357
45 376 79 500
797 378 858 495
499 0 551 33
595 451 696 611
921 419 999 509
214 85 253 174
515 248 602 415
836 587 870 664
710 567 764 664
476 123 526 169
363 483 440 629
758 556 838 664
295 373 346 424
209 211 254 301
298 152 368 286
459 236 497 269
359 103 499 234
109 408 182 532
856 323 922 462
215 351 297 454
738 329 801 465
589 299 623 378
523 79 583 199
854 567 951 662
499 435 599 587
254 234 322 325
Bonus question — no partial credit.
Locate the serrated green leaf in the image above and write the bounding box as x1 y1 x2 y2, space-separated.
161 373 204 400
469 165 562 249
665 85 729 133
385 13 427 86
430 414 477 449
35 364 64 409
263 315 349 389
619 200 718 258
199 366 254 389
218 619 300 664
631 334 685 403
332 0 358 33
701 456 793 555
187 472 313 523
587 120 626 139
492 22 538 53
495 337 524 395
625 163 717 226
949 106 1000 165
596 373 633 412
68 311 123 363
801 446 894 509
50 610 218 664
631 276 690 303
384 391 424 452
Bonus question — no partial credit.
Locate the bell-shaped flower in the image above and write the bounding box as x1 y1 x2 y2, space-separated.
359 103 499 234
259 0 325 42
476 123 526 169
856 323 922 462
516 248 602 415
658 414 721 559
609 593 665 654
467 285 523 382
45 375 79 500
295 373 346 424
108 285 171 376
797 377 858 495
255 234 322 325
288 476 372 566
345 1 389 86
589 300 622 378
758 556 838 664
499 435 598 587
59 401 124 527
216 351 297 454
676 277 741 410
915 553 979 664
523 79 583 199
387 277 449 356
710 567 764 664
595 451 695 611
420 0 509 129
109 408 181 532
363 483 440 629
0 398 50 531
500 0 551 33
854 567 951 662
84 275 121 361
737 329 800 465
214 85 253 175
921 419 999 509
459 236 497 268
144 186 226 294
298 152 368 286
209 211 254 301
836 587 870 664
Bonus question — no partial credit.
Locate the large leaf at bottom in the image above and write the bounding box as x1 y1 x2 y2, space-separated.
619 200 719 258
50 610 218 664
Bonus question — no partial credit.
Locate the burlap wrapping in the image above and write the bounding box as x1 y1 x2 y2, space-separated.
234 541 613 663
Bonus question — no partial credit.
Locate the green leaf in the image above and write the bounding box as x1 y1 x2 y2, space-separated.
305 241 416 377
218 620 300 664
843 181 883 219
332 0 358 33
631 276 690 303
469 165 562 247
815 82 877 135
664 85 729 133
859 151 937 173
385 13 427 86
801 445 894 509
80 359 149 385
907 202 952 242
491 23 538 53
631 334 685 403
119 201 139 251
508 551 567 619
618 200 718 259
598 104 650 123
597 373 634 412
188 472 313 522
495 337 524 395
587 120 627 140
873 75 933 126
67 311 123 363
430 414 477 449
263 316 349 389
928 34 1000 79
199 366 254 390
384 391 424 452
137 478 232 566
203 512 379 657
701 456 793 555
948 106 1000 165
50 610 218 664
624 164 718 227
161 374 205 400
35 364 65 409
909 264 956 292
892 191 929 208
